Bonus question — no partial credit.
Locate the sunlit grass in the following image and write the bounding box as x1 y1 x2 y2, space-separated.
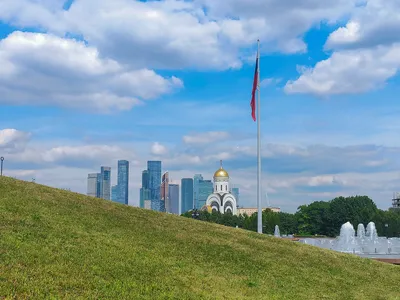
1 176 399 299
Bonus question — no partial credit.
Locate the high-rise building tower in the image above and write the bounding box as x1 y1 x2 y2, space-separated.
193 174 203 209
140 170 150 208
117 160 129 205
111 185 119 202
169 183 179 215
147 161 162 211
198 179 213 209
161 172 169 213
87 173 101 197
100 166 111 200
181 178 194 213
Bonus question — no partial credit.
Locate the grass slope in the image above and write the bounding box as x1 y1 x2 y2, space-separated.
1 177 399 300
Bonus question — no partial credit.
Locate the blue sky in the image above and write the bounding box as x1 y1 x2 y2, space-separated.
1 0 400 212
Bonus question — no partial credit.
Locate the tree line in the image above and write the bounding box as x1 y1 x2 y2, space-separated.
182 196 400 237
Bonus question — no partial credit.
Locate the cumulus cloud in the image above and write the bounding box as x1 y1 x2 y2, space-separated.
0 31 183 112
0 0 359 70
285 0 400 96
151 142 168 156
325 0 400 50
0 129 30 152
284 44 400 95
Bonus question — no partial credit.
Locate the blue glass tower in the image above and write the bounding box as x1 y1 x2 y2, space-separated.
140 170 150 208
181 178 193 213
111 185 119 202
168 184 179 215
197 179 213 209
117 160 129 205
100 166 111 200
147 161 162 211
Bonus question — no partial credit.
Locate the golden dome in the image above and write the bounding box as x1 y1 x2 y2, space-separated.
214 160 229 178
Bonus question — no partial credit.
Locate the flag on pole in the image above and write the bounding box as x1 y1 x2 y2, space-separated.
250 50 259 121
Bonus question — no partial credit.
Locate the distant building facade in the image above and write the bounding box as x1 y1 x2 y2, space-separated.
193 174 203 209
111 185 119 202
87 173 101 197
161 172 169 213
117 160 129 205
237 207 281 216
197 179 213 209
181 178 194 213
100 166 111 200
144 200 152 210
147 161 162 211
169 184 179 215
140 170 150 209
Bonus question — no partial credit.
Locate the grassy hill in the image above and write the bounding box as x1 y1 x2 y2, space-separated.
1 177 399 300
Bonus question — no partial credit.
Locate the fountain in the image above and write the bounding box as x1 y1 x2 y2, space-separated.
296 221 400 260
274 225 280 238
335 222 360 253
356 223 365 239
366 222 378 240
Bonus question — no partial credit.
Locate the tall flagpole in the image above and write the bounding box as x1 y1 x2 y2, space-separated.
257 39 262 234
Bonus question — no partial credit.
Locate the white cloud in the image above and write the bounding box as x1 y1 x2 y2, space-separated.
284 44 400 95
285 0 400 96
183 131 230 145
0 0 360 70
151 142 168 156
325 0 400 50
0 31 183 112
0 129 30 152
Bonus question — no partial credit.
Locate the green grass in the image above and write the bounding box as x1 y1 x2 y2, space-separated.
1 177 399 300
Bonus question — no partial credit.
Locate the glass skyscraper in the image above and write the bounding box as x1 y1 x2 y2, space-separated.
111 185 119 202
100 166 111 200
161 172 169 213
117 160 129 205
181 178 193 213
169 184 179 215
140 170 150 208
147 161 162 211
198 179 213 209
193 174 203 209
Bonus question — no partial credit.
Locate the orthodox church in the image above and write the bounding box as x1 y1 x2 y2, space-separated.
203 161 237 215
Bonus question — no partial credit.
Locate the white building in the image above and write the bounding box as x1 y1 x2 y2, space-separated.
204 161 237 215
87 173 100 197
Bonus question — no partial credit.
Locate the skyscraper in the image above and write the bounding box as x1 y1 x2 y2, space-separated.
100 166 111 200
169 183 179 215
117 160 129 205
87 173 101 197
140 170 150 209
147 161 162 211
181 178 193 213
111 185 119 202
161 172 169 213
193 174 203 209
198 179 213 209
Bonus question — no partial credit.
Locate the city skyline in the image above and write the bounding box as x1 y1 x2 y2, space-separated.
86 158 243 215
